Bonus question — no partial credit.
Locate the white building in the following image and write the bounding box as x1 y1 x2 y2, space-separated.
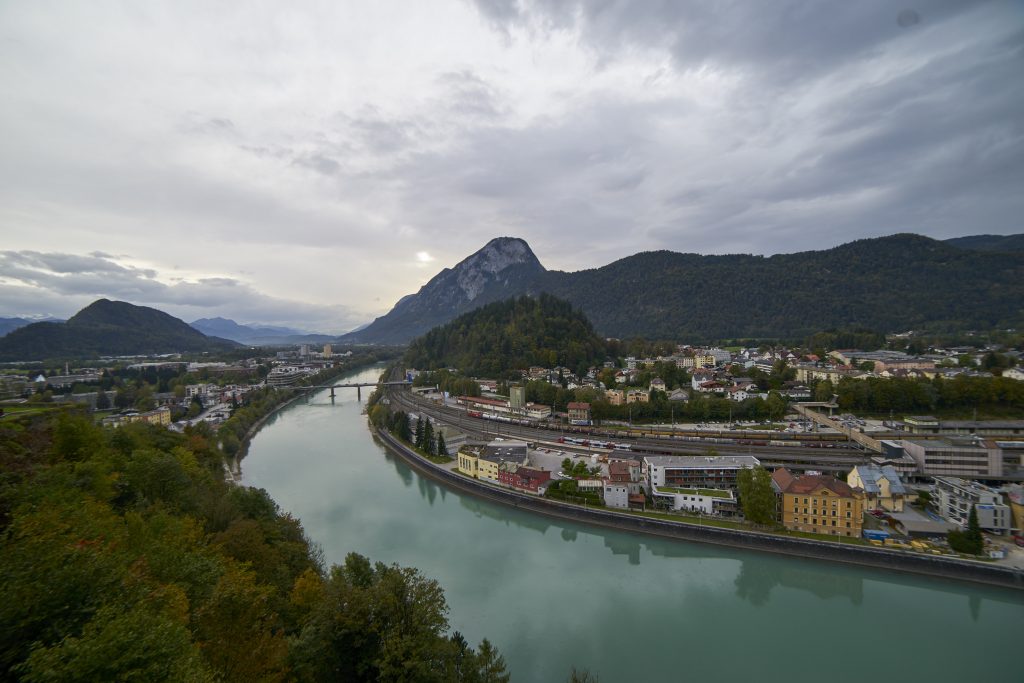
934 477 1011 533
652 486 735 514
603 483 630 509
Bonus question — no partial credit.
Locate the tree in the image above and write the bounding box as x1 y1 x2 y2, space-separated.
737 466 776 526
423 420 435 455
436 431 448 457
414 417 424 448
947 505 984 555
95 390 111 410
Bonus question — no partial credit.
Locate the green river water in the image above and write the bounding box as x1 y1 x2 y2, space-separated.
241 366 1023 682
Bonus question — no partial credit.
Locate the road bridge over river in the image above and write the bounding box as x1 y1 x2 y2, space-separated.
300 380 411 400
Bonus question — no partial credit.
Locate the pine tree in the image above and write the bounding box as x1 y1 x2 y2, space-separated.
414 417 423 448
436 432 447 457
967 504 983 551
423 420 435 455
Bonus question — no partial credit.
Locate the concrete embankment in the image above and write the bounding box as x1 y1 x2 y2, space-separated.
374 428 1024 591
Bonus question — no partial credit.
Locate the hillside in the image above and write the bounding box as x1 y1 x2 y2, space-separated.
0 299 238 360
403 294 606 378
341 237 546 344
944 233 1024 252
356 234 1024 343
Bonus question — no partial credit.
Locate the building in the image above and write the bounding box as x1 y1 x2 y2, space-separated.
323 343 332 356
457 439 529 483
645 455 759 490
524 403 552 419
603 482 630 509
605 389 625 406
510 385 526 411
774 471 865 537
903 416 1024 437
652 486 735 515
933 477 1011 533
567 402 591 425
900 438 1003 478
626 389 649 404
102 406 172 428
649 378 666 393
847 465 907 512
498 463 551 493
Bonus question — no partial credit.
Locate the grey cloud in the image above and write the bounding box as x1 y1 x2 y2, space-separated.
293 152 342 176
0 251 361 332
472 1 987 86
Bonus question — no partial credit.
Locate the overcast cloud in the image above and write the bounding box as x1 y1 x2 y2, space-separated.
1 1 1020 331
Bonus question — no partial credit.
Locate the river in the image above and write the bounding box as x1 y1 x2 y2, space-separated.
242 366 1023 682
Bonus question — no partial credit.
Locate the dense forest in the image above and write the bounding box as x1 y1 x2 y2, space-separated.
0 410 509 681
403 295 608 379
539 234 1024 340
0 299 238 361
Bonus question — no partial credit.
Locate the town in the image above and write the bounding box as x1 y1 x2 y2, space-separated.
380 339 1024 565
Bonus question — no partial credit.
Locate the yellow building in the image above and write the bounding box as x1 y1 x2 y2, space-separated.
456 445 508 483
773 469 865 537
693 354 716 369
457 448 482 478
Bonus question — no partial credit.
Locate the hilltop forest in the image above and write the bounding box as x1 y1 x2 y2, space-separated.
403 294 608 379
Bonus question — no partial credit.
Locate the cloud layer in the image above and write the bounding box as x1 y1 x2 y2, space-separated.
1 1 1020 326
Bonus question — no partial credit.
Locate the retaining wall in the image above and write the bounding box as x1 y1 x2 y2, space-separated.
374 429 1024 591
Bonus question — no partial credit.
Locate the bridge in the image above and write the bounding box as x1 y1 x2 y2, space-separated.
298 380 411 400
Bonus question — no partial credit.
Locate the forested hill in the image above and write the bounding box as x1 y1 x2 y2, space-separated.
0 299 239 361
0 411 508 680
403 294 607 378
538 234 1024 340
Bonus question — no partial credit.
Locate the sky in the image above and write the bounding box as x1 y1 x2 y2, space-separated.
1 1 1021 333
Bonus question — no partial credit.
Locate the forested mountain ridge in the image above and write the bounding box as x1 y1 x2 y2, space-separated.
539 233 1024 340
0 299 239 361
353 233 1024 344
403 294 606 378
944 233 1024 252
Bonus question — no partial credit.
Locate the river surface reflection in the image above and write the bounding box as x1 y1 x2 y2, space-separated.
242 366 1023 682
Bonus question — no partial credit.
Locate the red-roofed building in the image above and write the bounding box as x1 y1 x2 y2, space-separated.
567 402 591 425
498 464 552 493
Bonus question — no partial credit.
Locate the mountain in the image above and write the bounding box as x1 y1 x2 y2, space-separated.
189 317 332 345
340 237 546 344
351 234 1024 343
944 234 1024 252
403 294 606 378
0 316 64 337
0 299 239 361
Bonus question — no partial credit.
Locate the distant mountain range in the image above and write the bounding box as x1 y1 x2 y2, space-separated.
189 317 335 346
0 316 64 337
342 233 1024 344
0 300 239 361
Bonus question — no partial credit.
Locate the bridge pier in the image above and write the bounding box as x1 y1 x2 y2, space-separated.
357 386 361 401
330 387 335 399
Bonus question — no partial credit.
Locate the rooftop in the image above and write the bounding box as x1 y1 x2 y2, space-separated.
644 455 760 469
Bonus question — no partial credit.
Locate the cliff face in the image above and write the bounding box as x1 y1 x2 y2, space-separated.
341 237 546 344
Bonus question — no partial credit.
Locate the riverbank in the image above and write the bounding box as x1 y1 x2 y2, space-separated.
373 427 1024 591
228 359 388 478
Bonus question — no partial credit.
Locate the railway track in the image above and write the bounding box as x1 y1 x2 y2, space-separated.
387 387 873 473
